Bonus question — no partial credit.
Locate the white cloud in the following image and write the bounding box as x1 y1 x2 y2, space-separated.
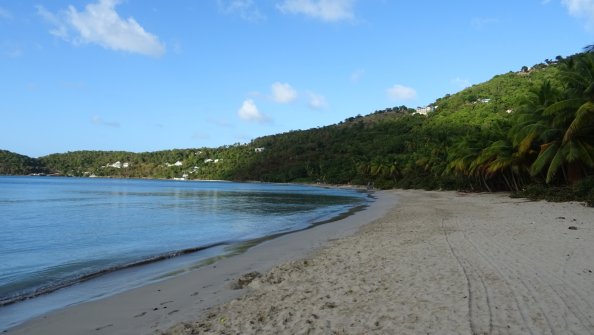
271 82 298 103
307 92 327 109
238 99 266 122
38 0 165 57
277 0 355 22
37 6 69 39
562 0 594 28
218 0 264 21
91 115 120 128
386 84 416 101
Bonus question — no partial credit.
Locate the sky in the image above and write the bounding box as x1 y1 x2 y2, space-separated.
1 0 593 157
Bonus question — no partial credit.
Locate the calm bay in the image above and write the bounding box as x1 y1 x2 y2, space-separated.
0 176 369 329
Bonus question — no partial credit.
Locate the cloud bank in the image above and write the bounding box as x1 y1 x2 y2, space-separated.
38 0 165 57
277 0 355 22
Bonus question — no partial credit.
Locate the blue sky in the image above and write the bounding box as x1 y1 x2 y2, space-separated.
1 0 593 157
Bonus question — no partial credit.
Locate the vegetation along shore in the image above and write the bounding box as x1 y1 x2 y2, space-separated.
2 49 594 205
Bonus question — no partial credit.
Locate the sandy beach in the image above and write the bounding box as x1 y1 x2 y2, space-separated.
7 190 594 334
165 190 594 335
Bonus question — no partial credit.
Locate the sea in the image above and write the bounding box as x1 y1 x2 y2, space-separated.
0 176 369 330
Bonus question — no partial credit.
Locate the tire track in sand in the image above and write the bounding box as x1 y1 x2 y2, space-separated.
464 220 594 334
442 218 494 335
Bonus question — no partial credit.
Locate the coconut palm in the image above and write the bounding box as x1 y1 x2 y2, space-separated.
473 139 529 191
446 135 491 190
528 52 594 184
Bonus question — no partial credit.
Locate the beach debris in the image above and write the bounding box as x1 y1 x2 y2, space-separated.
323 301 337 309
95 324 113 331
568 226 578 230
232 271 262 289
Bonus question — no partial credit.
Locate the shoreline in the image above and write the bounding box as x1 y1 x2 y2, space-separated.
5 190 397 335
0 178 369 330
164 190 594 334
0 241 229 308
8 190 594 334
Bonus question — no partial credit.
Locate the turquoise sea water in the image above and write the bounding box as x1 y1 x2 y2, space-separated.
0 176 368 328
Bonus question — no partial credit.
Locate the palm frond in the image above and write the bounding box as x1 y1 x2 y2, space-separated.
530 142 559 176
546 145 568 183
542 99 583 117
563 101 594 143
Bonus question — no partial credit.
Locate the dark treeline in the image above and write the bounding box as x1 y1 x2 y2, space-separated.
0 150 46 175
3 50 593 204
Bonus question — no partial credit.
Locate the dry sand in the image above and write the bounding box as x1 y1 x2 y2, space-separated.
7 190 594 334
166 190 594 335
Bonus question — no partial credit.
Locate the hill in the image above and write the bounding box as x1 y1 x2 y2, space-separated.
28 60 559 188
3 51 593 205
0 150 46 175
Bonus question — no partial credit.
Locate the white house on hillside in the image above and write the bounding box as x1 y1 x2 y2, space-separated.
414 106 436 115
166 161 184 167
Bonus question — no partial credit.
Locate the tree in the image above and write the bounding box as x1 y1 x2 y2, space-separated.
527 53 594 183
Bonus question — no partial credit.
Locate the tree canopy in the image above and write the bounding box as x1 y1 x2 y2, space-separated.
2 50 593 203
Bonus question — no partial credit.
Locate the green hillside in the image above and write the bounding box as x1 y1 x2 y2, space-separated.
3 50 594 203
0 150 46 175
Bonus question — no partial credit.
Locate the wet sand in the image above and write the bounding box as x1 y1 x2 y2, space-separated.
7 190 594 334
166 190 594 335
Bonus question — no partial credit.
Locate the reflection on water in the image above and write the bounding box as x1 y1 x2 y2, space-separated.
0 177 368 315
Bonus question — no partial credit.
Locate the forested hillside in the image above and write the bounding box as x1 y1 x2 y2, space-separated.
0 150 46 175
3 50 593 203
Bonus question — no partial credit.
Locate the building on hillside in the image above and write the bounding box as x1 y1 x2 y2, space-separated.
166 161 184 167
413 106 436 115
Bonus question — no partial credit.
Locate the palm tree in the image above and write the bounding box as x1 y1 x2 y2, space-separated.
369 158 399 182
528 52 594 184
473 139 529 191
446 134 491 191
